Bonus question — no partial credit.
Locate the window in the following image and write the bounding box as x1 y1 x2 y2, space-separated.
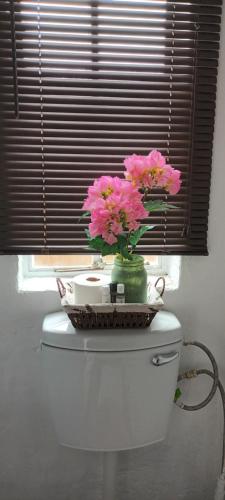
0 0 222 255
24 253 160 274
18 254 181 292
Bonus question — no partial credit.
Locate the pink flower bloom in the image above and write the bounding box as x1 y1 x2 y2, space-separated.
83 152 181 247
124 150 182 195
86 176 148 245
124 155 145 177
124 154 152 189
128 220 140 231
89 208 110 238
124 151 168 190
83 176 123 211
160 166 181 195
110 220 123 235
146 149 166 169
90 205 122 244
103 231 117 245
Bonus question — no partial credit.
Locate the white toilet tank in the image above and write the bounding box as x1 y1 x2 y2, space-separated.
41 310 182 451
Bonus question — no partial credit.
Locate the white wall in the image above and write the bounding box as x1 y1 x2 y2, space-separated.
1 6 225 500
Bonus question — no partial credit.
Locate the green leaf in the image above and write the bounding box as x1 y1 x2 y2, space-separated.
101 242 119 256
85 228 91 240
87 235 105 252
174 387 182 403
78 211 90 223
129 225 154 247
87 235 120 256
144 200 178 212
117 234 132 260
87 234 132 259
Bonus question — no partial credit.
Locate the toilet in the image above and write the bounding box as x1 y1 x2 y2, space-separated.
41 310 182 451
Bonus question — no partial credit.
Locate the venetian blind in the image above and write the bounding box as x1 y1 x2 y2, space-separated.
0 0 222 254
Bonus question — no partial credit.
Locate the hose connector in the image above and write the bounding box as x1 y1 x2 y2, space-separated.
179 369 198 380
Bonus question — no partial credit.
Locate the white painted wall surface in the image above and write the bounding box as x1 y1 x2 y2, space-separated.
1 3 225 499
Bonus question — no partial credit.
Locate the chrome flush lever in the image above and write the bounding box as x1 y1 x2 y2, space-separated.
152 351 179 366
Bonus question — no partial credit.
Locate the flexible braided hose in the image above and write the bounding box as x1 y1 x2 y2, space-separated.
176 341 225 474
177 341 219 411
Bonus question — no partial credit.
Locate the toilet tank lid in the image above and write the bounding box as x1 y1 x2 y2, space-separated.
41 310 182 351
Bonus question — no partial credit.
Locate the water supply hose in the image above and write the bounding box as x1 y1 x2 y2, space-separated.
176 341 219 412
175 341 225 499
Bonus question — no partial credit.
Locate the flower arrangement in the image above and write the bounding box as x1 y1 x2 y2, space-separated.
82 150 181 259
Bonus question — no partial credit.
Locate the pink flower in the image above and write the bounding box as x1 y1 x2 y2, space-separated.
146 149 166 169
86 177 148 245
89 207 110 238
124 154 152 189
127 220 140 231
146 150 168 186
83 176 123 211
124 150 182 195
111 220 123 235
83 151 181 248
103 231 117 245
160 166 181 195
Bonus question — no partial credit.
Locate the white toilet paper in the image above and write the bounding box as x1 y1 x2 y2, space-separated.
71 273 110 305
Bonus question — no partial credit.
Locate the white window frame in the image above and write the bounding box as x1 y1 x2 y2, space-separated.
18 255 181 292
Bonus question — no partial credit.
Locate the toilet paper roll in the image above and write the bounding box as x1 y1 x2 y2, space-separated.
71 273 110 305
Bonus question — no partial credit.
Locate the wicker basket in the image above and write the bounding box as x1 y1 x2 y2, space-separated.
63 304 158 330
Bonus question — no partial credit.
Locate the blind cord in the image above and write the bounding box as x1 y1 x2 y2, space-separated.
185 20 200 240
9 0 19 118
163 3 176 252
37 2 48 251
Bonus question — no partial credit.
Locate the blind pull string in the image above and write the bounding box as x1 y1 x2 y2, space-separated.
9 0 19 118
164 3 176 251
37 2 48 252
91 1 99 66
183 20 200 240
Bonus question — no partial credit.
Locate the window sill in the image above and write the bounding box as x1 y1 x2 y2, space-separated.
18 272 179 294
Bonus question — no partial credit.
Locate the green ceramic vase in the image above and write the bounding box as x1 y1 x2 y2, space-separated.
111 254 147 303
